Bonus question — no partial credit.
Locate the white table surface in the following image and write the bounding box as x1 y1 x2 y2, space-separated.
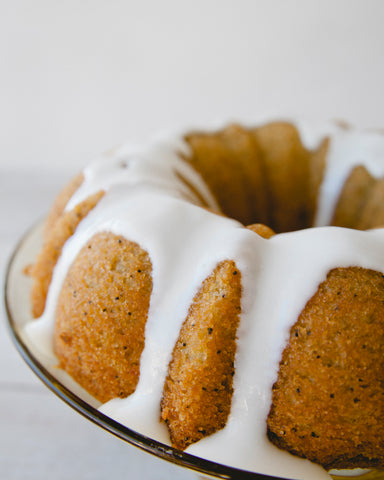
0 168 196 480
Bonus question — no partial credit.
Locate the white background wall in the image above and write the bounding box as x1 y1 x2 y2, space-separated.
2 0 384 171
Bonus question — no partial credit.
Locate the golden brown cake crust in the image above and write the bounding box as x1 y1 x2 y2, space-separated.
43 173 84 240
30 190 104 318
161 260 242 450
219 124 270 226
333 164 384 231
54 231 153 403
247 223 275 239
309 137 329 221
332 165 376 229
251 122 313 233
267 267 384 470
357 177 384 230
185 125 268 226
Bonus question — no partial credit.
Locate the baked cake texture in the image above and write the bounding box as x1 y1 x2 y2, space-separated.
26 120 384 479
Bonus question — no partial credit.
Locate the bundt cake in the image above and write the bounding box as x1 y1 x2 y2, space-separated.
25 120 384 479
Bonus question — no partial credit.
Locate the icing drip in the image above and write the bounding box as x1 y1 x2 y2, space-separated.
25 122 384 480
65 136 220 214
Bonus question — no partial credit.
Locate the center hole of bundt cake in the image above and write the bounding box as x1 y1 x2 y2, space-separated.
185 123 330 233
185 123 382 233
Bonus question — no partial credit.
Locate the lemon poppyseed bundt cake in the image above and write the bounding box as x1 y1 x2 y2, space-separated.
26 121 384 479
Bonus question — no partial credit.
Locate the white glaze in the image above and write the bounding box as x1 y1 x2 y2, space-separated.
25 121 384 480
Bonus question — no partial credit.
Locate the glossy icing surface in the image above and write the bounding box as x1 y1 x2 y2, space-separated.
25 122 384 480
